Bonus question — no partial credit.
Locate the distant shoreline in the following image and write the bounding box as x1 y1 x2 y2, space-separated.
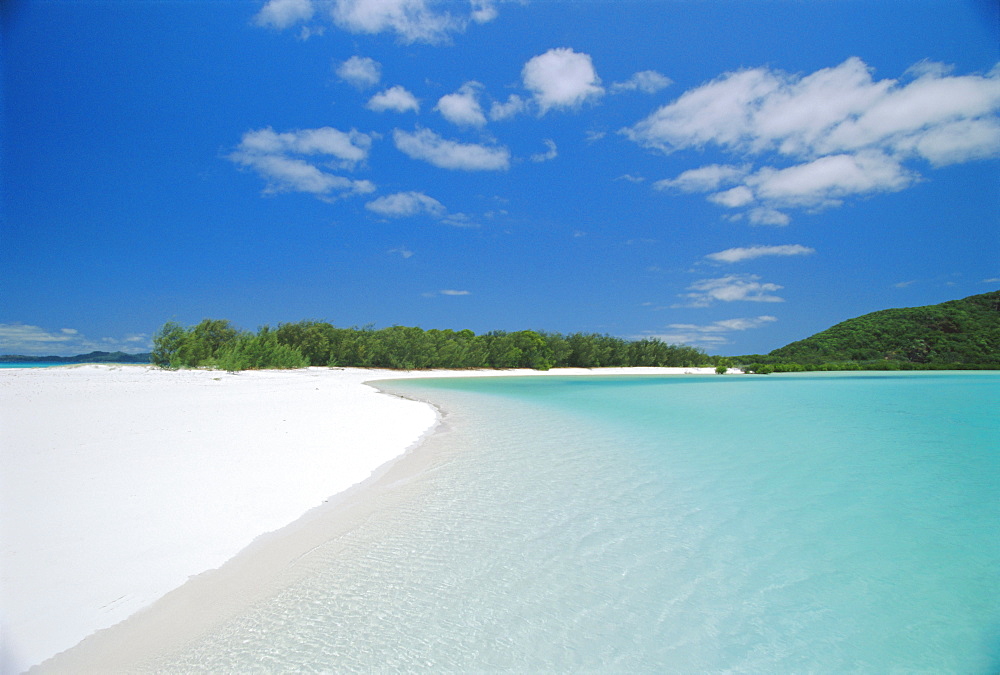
0 351 151 365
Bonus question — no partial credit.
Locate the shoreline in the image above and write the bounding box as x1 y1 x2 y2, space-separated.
1 365 720 673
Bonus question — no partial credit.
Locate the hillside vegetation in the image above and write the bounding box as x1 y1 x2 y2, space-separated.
151 292 999 373
741 290 999 371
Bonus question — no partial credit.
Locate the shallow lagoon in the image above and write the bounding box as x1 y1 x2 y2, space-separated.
149 371 1000 672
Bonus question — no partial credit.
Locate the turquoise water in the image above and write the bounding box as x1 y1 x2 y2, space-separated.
148 372 999 673
0 362 67 368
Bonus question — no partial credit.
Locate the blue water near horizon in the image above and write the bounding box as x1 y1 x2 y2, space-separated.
147 371 1000 672
0 362 69 368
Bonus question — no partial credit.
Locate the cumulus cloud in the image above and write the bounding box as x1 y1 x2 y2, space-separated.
489 94 527 121
626 58 1000 221
746 151 916 208
366 191 446 217
236 126 371 166
470 0 497 23
254 0 314 29
654 164 749 192
530 139 558 163
336 56 381 88
229 126 376 199
367 85 420 113
611 70 672 94
679 274 784 307
331 0 459 43
0 324 151 355
256 0 499 42
706 244 815 263
393 128 510 170
746 208 792 226
522 48 604 114
639 315 777 349
435 82 487 127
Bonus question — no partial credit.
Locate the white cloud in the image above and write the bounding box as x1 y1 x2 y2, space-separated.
639 315 777 349
258 0 499 42
489 94 527 121
393 128 510 170
439 289 470 295
236 126 372 167
654 164 748 192
435 82 487 127
388 247 414 258
0 324 151 356
746 208 791 226
229 126 376 199
331 0 460 43
746 151 916 208
530 139 558 163
470 0 498 23
706 244 815 263
0 323 76 351
441 212 480 228
611 70 672 94
616 174 645 183
254 0 314 29
624 57 1000 161
680 274 784 306
366 191 446 217
367 85 420 113
891 117 1000 166
624 67 778 152
522 48 604 114
336 56 381 88
624 58 1000 221
709 186 754 208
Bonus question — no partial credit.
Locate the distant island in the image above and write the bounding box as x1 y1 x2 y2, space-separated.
0 351 152 365
148 290 999 372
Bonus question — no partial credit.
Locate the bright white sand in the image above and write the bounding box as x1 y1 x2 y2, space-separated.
0 364 720 673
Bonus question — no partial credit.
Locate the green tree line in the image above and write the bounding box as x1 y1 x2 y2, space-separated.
151 319 711 371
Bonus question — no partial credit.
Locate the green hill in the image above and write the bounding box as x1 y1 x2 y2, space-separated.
761 290 1000 368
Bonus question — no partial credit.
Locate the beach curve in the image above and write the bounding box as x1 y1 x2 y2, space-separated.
0 364 719 673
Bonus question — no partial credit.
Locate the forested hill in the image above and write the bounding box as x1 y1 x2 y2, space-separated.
764 290 1000 367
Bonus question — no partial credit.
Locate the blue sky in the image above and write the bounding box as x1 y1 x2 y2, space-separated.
2 0 998 356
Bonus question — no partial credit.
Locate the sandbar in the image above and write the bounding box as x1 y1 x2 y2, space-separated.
0 365 719 673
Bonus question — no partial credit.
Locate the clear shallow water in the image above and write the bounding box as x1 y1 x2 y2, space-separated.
0 362 67 368
147 372 999 673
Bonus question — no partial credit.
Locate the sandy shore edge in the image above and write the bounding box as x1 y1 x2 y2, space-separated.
1 365 721 673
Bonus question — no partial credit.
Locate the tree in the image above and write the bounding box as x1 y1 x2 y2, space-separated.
151 321 187 368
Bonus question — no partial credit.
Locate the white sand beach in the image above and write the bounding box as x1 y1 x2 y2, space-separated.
0 364 719 673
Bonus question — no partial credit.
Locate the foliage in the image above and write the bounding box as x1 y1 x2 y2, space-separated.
213 327 309 372
151 321 186 368
151 319 710 371
737 291 1000 370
